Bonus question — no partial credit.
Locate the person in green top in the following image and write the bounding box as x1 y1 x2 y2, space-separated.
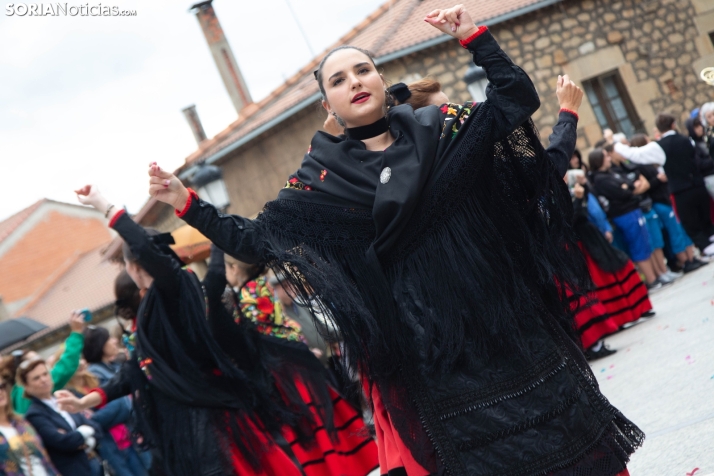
8 312 86 416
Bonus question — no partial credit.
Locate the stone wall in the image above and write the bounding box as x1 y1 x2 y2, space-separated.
383 0 714 152
218 105 326 217
147 0 714 226
493 0 714 149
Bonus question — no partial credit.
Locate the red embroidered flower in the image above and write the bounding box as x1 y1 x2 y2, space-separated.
320 169 327 182
305 185 312 191
256 296 274 315
289 177 298 184
247 281 257 293
440 104 449 113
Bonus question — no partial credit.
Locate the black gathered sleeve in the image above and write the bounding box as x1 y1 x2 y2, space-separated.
464 29 540 140
178 190 266 264
546 111 579 178
110 211 182 296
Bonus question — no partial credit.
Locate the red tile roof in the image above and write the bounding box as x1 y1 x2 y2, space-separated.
0 200 46 245
19 246 122 331
0 205 113 306
180 0 550 169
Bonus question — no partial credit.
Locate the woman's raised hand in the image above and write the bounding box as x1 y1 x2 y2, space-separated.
75 184 111 213
424 5 478 41
148 162 189 211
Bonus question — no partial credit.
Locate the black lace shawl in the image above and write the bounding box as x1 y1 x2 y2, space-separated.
181 30 642 475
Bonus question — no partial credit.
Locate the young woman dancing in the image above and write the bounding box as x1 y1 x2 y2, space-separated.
205 246 378 475
149 5 641 475
57 186 309 476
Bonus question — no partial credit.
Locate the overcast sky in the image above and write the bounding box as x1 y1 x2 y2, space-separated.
0 0 386 220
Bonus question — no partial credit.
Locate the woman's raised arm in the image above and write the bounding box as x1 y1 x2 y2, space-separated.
149 164 265 264
75 184 182 294
426 5 540 139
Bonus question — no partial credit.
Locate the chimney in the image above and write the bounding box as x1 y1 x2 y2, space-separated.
182 105 208 145
190 1 253 115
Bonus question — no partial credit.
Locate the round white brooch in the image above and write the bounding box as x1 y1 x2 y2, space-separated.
380 167 392 184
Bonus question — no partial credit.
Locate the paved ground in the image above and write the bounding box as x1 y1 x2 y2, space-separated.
592 264 714 476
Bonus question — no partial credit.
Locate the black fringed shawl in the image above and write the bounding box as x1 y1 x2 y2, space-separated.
182 30 643 476
108 212 288 476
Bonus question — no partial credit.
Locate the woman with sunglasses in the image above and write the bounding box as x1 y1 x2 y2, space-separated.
0 379 59 476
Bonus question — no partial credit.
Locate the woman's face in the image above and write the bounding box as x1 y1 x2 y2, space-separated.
694 124 704 138
103 337 119 361
321 49 386 128
601 155 612 171
570 155 580 169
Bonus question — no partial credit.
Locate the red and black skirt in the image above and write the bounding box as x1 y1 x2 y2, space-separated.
582 247 652 329
280 380 379 476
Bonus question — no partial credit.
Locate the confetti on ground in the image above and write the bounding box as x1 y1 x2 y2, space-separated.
609 364 615 369
606 375 614 380
704 317 710 322
686 468 699 476
703 282 708 286
600 368 606 373
626 348 631 352
678 327 686 332
686 355 695 364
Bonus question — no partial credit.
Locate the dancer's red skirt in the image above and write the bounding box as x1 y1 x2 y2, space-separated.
584 250 652 328
281 381 379 476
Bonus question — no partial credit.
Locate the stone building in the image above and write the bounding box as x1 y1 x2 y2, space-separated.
114 0 714 238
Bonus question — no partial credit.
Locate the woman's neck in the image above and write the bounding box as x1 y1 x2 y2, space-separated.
361 130 395 152
0 412 9 425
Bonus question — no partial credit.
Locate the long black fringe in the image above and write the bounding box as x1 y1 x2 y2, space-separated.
255 101 590 386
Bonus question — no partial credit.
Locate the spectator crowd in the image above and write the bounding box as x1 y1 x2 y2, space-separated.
566 102 714 358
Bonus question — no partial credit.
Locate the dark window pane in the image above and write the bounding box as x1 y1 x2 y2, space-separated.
592 105 609 128
611 98 629 121
603 76 620 99
583 82 600 106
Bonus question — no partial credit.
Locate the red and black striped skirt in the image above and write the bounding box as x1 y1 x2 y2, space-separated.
281 380 379 476
583 248 652 329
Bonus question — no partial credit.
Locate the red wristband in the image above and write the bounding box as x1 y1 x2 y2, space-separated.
108 209 126 229
459 26 488 48
559 108 579 121
176 188 199 218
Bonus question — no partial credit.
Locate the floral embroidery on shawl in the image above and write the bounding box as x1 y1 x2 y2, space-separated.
239 277 306 342
440 101 474 139
284 176 312 191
